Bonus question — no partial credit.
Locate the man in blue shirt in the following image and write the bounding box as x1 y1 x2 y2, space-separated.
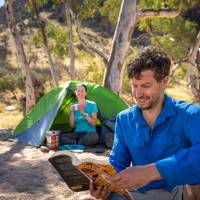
87 47 200 200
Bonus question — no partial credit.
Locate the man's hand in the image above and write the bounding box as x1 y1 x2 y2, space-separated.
109 164 162 190
89 180 110 200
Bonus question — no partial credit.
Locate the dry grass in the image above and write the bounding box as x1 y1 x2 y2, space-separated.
0 93 23 129
0 109 23 129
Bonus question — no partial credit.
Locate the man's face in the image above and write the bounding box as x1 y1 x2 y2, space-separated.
131 70 168 110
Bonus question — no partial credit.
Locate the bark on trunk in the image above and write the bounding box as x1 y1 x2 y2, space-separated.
188 31 200 104
5 0 36 114
64 0 75 80
103 0 137 95
31 0 58 87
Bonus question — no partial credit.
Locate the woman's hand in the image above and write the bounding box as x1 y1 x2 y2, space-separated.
70 104 88 117
84 112 97 126
77 104 85 113
70 104 78 112
70 104 97 126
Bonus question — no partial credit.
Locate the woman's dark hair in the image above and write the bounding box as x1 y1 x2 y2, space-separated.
128 46 171 82
76 83 87 92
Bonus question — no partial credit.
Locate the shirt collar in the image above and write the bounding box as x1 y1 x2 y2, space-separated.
154 95 176 127
131 95 176 127
131 106 146 126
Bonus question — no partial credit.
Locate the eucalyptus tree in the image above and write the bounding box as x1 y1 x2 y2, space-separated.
102 0 137 95
52 0 101 79
138 0 200 103
70 0 101 77
188 30 200 104
63 0 75 79
51 0 75 79
102 0 180 95
5 0 36 114
29 0 58 87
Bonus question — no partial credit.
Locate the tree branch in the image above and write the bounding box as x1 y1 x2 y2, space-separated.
137 0 183 21
138 8 180 21
168 63 179 84
132 33 150 45
69 9 108 65
173 58 189 65
170 63 179 76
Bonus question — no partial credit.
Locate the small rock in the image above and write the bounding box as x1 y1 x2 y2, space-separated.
40 146 49 153
6 105 16 111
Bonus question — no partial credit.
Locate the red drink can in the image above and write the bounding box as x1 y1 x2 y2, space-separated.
47 131 59 150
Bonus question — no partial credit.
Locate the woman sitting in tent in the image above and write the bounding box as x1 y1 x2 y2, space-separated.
60 84 99 146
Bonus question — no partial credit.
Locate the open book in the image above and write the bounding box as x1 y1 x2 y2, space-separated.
48 151 134 200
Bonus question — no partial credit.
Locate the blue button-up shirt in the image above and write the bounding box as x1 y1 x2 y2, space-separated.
109 95 200 192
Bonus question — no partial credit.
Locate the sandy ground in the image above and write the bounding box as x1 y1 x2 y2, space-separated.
0 129 107 200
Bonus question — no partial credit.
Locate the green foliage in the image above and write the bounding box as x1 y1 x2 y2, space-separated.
0 68 22 92
51 0 61 6
176 0 198 11
0 68 9 76
168 64 188 88
61 0 99 20
53 0 100 20
138 0 198 10
26 0 49 12
32 30 43 46
99 0 121 25
31 23 73 59
76 50 104 84
46 23 70 58
139 17 198 60
72 0 100 20
138 0 166 10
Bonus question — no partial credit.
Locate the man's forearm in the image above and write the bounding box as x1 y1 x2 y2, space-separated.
109 163 163 190
144 163 163 183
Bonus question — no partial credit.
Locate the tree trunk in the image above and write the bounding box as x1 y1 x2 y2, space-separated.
103 0 137 95
64 0 75 80
103 0 180 95
31 0 58 87
188 31 200 104
5 0 36 114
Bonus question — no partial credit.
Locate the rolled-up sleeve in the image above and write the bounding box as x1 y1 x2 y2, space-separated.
156 106 200 185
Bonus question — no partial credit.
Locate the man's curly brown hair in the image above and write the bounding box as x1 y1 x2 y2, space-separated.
128 47 171 82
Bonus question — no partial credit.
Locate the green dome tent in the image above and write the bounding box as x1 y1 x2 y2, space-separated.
11 80 128 147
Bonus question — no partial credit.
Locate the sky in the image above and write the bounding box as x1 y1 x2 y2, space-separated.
0 0 4 8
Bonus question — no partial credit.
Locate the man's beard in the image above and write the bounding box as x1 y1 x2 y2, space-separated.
136 97 158 110
139 102 154 110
